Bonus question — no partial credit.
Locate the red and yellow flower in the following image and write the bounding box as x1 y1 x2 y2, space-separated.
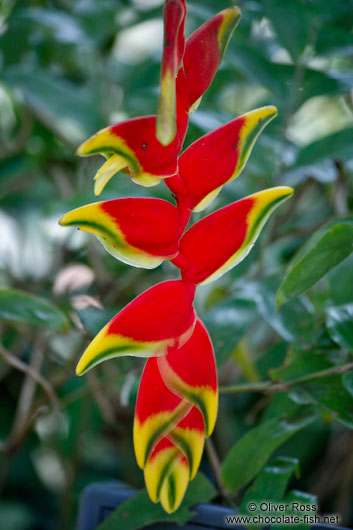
60 0 294 514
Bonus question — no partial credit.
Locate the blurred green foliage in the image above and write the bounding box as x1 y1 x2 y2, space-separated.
0 0 353 529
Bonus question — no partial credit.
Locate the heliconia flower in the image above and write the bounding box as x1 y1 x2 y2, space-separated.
166 106 278 212
77 108 189 195
134 357 191 469
157 0 187 145
173 187 294 285
183 6 241 112
158 318 217 437
75 280 196 376
59 198 186 269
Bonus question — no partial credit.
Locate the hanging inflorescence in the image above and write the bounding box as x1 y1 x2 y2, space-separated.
60 1 293 513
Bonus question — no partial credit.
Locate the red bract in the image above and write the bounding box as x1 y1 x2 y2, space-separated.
75 280 196 376
134 323 215 512
157 0 187 145
183 6 241 111
59 198 185 269
77 110 188 195
157 4 240 145
174 187 294 284
166 106 278 211
60 0 294 514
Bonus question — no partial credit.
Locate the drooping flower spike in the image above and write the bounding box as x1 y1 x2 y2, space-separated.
59 198 187 269
166 106 278 212
75 280 196 376
63 0 295 515
173 187 294 285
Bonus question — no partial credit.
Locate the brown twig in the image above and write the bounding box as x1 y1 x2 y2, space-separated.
0 342 60 413
205 438 237 509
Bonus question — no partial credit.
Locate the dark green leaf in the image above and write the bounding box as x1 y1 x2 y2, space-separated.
294 376 353 429
295 127 353 167
221 412 315 494
3 67 101 143
326 304 353 352
239 278 314 343
240 457 300 530
202 298 256 365
264 0 310 60
342 372 353 398
276 490 317 530
96 473 217 530
270 348 332 384
277 223 353 307
0 287 69 331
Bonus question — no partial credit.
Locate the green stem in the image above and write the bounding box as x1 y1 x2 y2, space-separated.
220 362 353 395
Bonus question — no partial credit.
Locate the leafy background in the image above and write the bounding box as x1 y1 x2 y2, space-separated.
1 0 353 529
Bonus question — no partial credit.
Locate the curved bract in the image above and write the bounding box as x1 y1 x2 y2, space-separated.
167 106 278 212
75 280 196 375
158 319 218 436
157 0 187 145
135 342 210 511
59 198 182 269
77 112 188 194
177 187 294 285
134 357 191 469
183 6 241 109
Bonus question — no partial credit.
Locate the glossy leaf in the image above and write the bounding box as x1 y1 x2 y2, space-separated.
221 412 315 494
175 187 293 285
295 126 353 167
326 303 353 352
281 490 318 530
166 106 278 212
277 222 353 307
342 372 353 399
75 280 196 375
203 298 256 365
0 287 68 331
158 319 217 436
59 198 182 269
240 457 300 530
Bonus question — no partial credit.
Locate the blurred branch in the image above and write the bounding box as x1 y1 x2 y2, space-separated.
0 110 34 159
0 341 60 415
333 161 349 217
85 370 117 426
220 361 353 395
205 438 236 509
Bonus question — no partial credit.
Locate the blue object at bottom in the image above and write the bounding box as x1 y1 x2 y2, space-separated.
76 482 350 530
